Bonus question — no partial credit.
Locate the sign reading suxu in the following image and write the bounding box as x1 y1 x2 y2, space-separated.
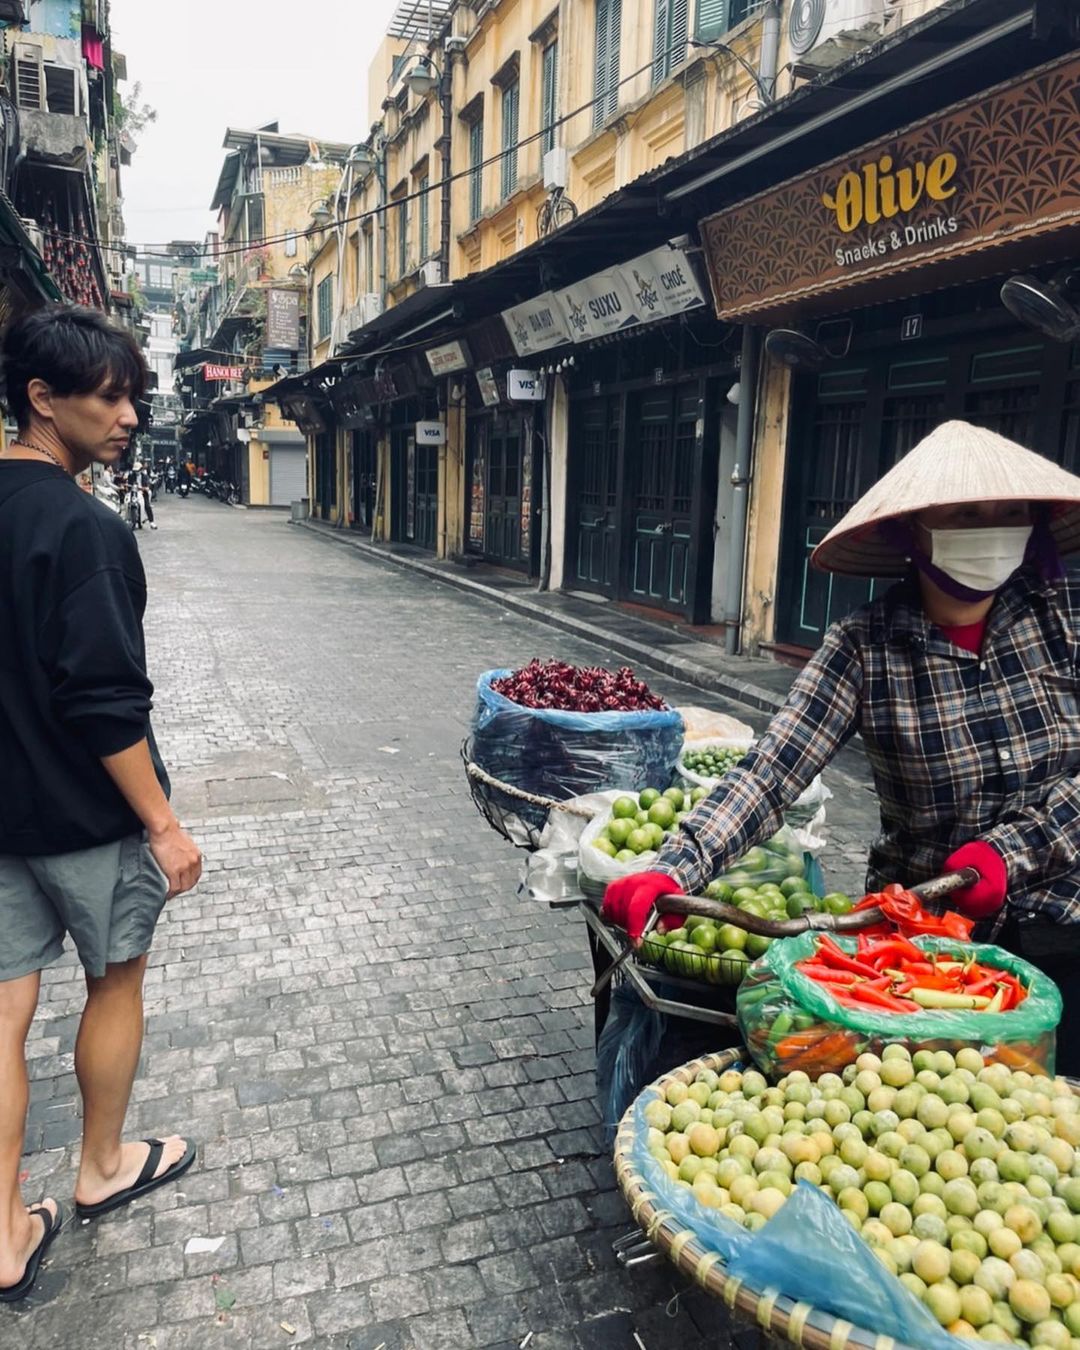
501 243 706 357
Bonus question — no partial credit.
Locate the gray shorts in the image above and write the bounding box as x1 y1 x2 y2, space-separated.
0 833 169 982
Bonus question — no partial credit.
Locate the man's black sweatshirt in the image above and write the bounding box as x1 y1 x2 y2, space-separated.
0 461 169 855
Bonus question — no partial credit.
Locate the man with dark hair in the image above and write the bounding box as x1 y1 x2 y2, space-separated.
0 305 202 1301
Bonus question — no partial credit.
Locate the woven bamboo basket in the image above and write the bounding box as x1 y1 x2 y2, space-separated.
613 1047 925 1350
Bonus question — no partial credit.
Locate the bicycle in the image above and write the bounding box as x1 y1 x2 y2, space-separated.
536 186 578 238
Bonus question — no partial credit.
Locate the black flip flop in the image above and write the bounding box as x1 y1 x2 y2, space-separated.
0 1202 65 1303
75 1138 197 1221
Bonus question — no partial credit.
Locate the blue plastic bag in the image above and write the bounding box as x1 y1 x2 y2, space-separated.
596 984 665 1144
470 670 684 829
630 1091 968 1350
728 1183 967 1350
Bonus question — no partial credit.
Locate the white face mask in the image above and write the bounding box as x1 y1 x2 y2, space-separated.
929 525 1033 594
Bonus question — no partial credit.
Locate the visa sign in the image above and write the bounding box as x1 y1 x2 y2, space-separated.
507 370 545 402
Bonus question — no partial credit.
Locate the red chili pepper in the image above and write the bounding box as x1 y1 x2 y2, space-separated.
816 935 882 978
796 963 861 985
964 971 1002 996
843 982 921 1012
863 936 925 965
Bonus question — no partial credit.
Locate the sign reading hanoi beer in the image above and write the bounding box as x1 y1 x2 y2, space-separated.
204 364 245 381
700 54 1080 322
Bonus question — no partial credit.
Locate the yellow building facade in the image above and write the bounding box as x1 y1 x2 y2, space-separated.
284 0 1070 665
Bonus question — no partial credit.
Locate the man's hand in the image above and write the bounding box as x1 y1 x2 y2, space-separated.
149 820 202 900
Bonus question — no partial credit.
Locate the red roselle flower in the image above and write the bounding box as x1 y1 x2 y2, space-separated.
491 659 667 713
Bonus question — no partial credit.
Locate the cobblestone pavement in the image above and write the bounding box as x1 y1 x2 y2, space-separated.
5 497 880 1350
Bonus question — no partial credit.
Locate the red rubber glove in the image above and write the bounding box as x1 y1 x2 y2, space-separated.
944 841 1008 920
602 871 682 942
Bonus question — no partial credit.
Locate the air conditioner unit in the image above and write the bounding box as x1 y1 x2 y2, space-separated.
419 259 442 287
19 217 44 257
543 146 568 192
788 0 886 56
341 301 365 335
360 292 384 325
12 42 45 110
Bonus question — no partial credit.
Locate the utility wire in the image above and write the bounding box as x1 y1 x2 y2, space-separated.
44 30 767 262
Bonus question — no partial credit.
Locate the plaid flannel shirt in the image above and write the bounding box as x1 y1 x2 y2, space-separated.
655 567 1080 925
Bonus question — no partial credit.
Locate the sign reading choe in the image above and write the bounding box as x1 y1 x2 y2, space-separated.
700 54 1080 322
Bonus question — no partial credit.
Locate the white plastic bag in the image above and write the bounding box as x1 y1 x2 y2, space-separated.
676 736 833 856
674 707 754 742
518 791 611 904
577 791 665 898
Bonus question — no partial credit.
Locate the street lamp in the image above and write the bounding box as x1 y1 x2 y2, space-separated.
309 199 332 232
406 56 439 97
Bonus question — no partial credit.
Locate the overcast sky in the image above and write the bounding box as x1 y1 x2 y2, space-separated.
109 0 400 250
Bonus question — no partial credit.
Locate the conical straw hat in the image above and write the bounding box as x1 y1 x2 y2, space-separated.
811 421 1080 576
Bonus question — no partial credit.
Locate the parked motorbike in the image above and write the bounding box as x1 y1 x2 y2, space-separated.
178 477 190 498
165 465 177 493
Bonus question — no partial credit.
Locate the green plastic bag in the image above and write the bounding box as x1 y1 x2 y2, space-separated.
737 934 1062 1078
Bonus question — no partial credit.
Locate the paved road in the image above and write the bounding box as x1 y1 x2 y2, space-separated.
5 496 879 1350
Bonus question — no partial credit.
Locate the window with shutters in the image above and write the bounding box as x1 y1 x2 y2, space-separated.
500 79 520 200
317 276 333 341
469 118 484 223
695 0 752 42
418 176 430 260
653 0 688 85
593 0 622 129
541 41 559 155
397 199 408 276
364 227 374 291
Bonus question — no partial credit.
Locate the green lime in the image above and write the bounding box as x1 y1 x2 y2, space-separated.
647 800 676 829
662 787 685 810
823 893 854 915
716 923 748 952
638 789 661 808
593 837 618 857
607 818 634 847
611 796 638 820
690 925 718 954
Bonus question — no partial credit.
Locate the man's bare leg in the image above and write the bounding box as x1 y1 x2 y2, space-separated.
0 969 57 1288
72 956 186 1207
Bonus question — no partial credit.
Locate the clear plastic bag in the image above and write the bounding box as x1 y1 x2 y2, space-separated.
737 933 1062 1078
577 792 669 897
470 670 684 831
676 736 832 845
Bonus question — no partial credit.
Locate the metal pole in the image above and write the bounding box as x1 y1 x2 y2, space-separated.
439 63 453 283
724 325 760 656
758 1 780 100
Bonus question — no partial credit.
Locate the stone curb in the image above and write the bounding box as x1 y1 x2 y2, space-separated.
294 518 787 715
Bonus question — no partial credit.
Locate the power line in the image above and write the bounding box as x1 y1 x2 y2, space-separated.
48 32 767 263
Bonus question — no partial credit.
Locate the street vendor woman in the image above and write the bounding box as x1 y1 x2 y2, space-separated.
603 420 1080 1074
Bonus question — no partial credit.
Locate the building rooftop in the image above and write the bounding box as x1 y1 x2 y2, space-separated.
387 0 452 40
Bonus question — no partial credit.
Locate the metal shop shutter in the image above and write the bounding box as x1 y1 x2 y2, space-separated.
269 445 307 507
